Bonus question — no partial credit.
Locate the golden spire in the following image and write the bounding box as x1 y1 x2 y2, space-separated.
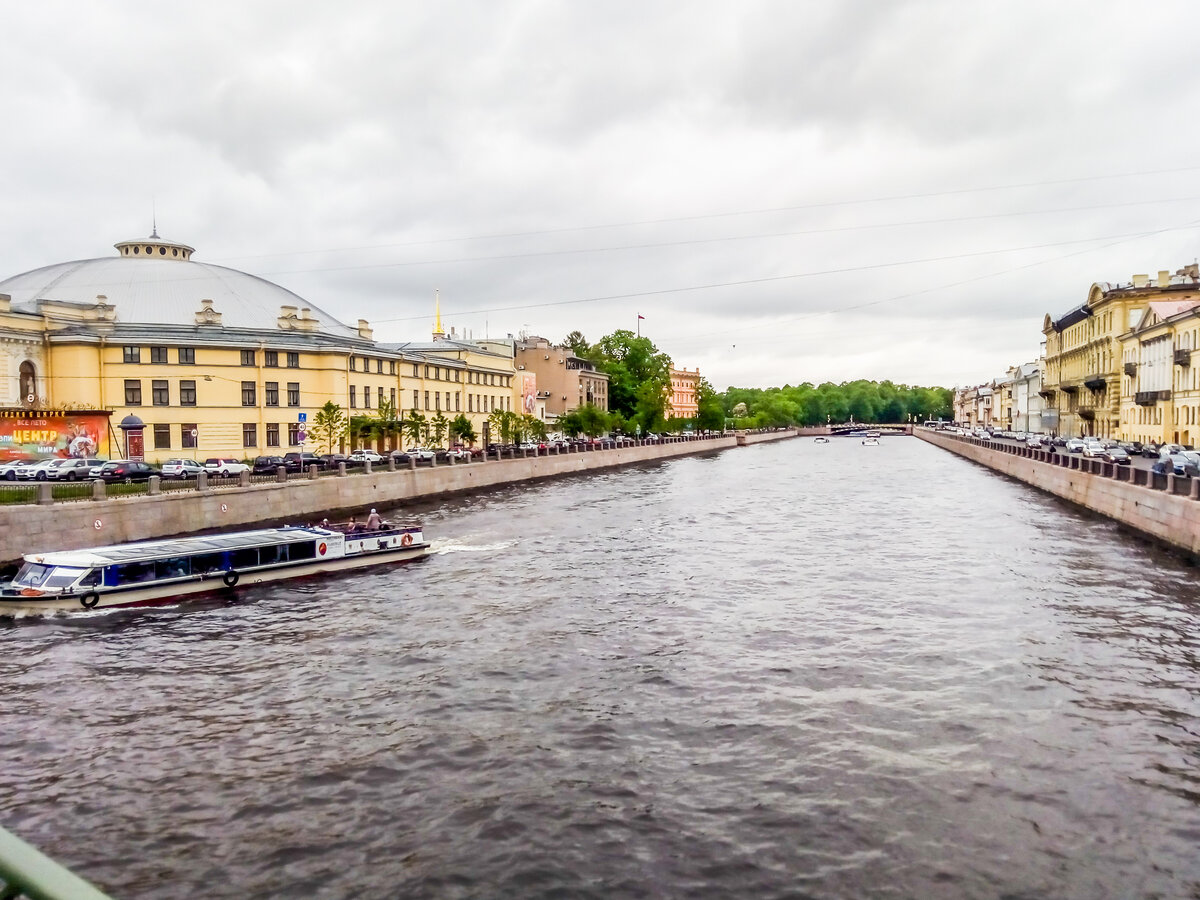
433 289 445 338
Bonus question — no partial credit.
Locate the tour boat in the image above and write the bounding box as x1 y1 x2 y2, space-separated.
862 437 880 446
814 436 830 443
0 523 429 615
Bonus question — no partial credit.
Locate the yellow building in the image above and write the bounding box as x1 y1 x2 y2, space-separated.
0 232 517 461
1041 265 1200 438
1119 297 1200 446
666 366 700 420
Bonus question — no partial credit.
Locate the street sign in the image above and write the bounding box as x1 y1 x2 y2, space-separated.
298 412 307 423
190 428 198 438
297 430 307 443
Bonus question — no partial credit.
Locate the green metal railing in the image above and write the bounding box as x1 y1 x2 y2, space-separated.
0 824 113 899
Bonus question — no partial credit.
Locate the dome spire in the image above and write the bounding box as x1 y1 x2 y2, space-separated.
433 289 445 339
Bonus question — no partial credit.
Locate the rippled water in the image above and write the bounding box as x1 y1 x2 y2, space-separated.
1 437 1199 899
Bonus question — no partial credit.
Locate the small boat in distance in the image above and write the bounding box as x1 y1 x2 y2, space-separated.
862 437 881 446
0 520 429 615
814 436 830 443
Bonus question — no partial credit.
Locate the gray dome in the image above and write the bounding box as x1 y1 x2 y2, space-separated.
0 236 358 339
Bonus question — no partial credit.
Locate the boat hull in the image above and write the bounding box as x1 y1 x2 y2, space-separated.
0 542 430 616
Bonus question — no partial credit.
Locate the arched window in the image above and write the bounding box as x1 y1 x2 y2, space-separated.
19 361 37 405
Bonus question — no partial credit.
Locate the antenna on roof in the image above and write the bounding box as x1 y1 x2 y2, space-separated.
151 196 159 239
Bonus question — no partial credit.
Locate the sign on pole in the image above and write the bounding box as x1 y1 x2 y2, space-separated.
298 412 307 423
297 430 307 443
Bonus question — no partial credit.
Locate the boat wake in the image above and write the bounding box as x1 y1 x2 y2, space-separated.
429 538 516 556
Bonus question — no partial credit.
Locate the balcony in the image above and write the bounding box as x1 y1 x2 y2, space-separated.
1124 362 1137 377
1083 374 1107 391
1060 381 1079 394
1135 389 1171 406
1037 386 1055 398
1176 348 1192 366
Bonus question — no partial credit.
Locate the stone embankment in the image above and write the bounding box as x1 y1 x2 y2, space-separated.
1 430 795 563
915 429 1200 556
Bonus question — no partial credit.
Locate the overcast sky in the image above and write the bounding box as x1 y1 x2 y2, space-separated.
4 1 1200 391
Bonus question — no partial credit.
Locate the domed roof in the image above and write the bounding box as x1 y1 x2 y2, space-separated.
0 234 359 339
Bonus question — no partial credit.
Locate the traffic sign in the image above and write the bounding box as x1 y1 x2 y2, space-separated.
298 412 307 423
190 428 198 438
297 430 307 443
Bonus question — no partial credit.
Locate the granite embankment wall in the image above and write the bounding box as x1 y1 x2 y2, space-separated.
915 429 1200 555
1 430 795 563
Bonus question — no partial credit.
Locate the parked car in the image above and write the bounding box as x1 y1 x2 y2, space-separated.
0 459 33 480
48 458 107 481
161 458 204 479
1081 442 1106 458
389 451 412 465
251 455 287 474
93 460 160 483
1158 444 1186 459
320 453 359 469
1065 439 1086 453
1102 448 1131 465
1166 453 1199 477
204 457 251 477
407 447 436 462
445 446 472 461
283 452 324 472
1025 435 1046 448
15 459 66 481
348 450 384 463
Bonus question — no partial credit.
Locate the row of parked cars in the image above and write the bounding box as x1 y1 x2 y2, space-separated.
958 427 1200 474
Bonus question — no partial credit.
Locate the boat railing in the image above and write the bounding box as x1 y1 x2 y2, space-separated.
0 822 113 899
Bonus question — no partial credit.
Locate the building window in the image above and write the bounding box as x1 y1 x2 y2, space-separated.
435 392 440 411
19 361 37 403
349 386 357 409
287 383 300 406
363 386 371 409
379 387 385 408
413 389 419 408
123 346 141 364
287 352 299 368
424 390 430 410
242 423 257 447
124 379 142 405
390 387 396 407
425 365 430 378
150 346 168 364
182 424 197 449
180 380 196 406
389 361 396 375
287 423 301 445
242 381 256 406
265 382 279 406
264 350 278 367
178 347 195 365
152 380 169 406
153 424 171 450
413 364 419 377
266 423 280 447
241 350 256 366
455 392 460 412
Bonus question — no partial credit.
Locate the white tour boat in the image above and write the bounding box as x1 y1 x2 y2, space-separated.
0 522 429 615
862 437 881 446
814 436 830 444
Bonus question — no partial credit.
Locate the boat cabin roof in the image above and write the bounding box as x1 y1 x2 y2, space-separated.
23 526 336 567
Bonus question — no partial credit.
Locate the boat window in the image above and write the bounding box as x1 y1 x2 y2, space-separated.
191 553 225 575
44 567 89 589
115 562 156 584
78 569 102 588
154 557 190 580
259 545 285 566
288 542 316 561
231 548 259 570
12 563 53 588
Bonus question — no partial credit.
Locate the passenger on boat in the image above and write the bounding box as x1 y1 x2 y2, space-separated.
366 509 383 530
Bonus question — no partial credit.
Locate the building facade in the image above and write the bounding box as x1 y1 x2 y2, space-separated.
1118 298 1200 446
512 335 610 426
666 366 700 420
0 232 518 462
1042 265 1200 439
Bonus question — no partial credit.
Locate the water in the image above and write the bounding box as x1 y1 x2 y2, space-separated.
1 437 1198 899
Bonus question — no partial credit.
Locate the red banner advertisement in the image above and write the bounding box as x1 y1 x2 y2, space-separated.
0 410 113 462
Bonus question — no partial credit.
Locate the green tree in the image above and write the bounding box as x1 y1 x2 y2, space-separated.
695 378 725 431
404 409 427 446
489 408 518 444
587 330 672 422
313 400 348 454
522 414 547 441
563 330 590 357
449 413 477 446
430 413 449 446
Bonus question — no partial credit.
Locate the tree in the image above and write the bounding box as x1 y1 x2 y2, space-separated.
313 401 347 454
695 378 725 431
375 396 404 451
404 409 427 446
489 408 518 444
563 330 590 357
449 413 477 446
522 414 547 441
430 413 449 446
587 330 672 422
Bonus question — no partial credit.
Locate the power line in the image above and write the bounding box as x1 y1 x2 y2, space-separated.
211 163 1200 263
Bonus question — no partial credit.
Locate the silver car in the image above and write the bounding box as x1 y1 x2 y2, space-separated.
47 458 107 481
15 459 65 481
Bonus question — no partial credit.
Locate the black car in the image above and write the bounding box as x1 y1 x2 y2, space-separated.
320 453 361 469
283 452 324 472
252 455 287 474
1102 448 1131 466
93 460 160 483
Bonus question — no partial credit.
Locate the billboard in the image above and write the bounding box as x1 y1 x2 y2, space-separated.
0 409 113 462
521 372 537 416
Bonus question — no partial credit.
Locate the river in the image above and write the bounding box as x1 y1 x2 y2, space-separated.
1 436 1198 899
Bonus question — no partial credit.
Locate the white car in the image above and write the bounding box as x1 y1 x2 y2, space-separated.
204 457 251 477
349 450 384 463
162 458 204 479
15 459 66 481
1065 439 1087 453
407 447 436 462
1081 442 1106 458
445 447 472 461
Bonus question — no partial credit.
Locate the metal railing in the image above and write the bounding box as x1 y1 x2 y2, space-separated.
0 823 113 899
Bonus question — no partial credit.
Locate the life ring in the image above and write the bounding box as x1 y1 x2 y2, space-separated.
80 592 100 609
318 542 328 556
223 570 239 588
401 533 413 547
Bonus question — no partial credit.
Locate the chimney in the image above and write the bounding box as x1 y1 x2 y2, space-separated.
1132 274 1149 288
1158 270 1171 288
357 318 374 340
